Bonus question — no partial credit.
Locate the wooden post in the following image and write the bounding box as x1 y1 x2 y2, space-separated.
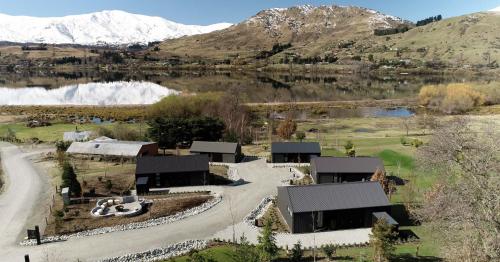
24 255 30 262
34 226 41 245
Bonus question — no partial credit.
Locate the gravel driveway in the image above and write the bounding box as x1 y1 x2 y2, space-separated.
0 147 291 262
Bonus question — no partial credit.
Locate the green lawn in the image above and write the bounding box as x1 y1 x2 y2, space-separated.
166 237 442 262
168 245 236 262
0 122 142 142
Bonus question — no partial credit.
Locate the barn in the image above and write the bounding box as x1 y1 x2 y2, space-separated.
190 141 242 163
277 182 395 233
135 155 209 193
271 142 321 163
63 131 93 142
66 137 158 159
311 157 385 184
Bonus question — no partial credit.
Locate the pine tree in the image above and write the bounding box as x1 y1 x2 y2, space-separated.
370 219 397 262
289 241 303 262
233 235 260 262
257 218 279 262
61 162 81 197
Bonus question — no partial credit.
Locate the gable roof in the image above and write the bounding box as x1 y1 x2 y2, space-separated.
190 141 239 154
271 142 321 154
66 139 156 157
312 157 384 174
136 155 209 175
279 181 390 213
63 131 93 142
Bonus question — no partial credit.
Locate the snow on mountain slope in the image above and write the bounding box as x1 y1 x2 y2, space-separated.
490 6 500 12
243 5 407 34
0 81 179 106
0 10 232 45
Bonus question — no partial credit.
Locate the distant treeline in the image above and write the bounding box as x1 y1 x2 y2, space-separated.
256 43 292 59
281 54 338 64
102 51 124 64
21 44 48 51
374 26 410 36
416 15 442 27
54 56 82 65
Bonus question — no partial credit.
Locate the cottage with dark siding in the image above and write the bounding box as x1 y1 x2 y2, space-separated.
271 142 321 163
311 157 384 184
190 141 242 163
135 155 209 193
277 182 394 233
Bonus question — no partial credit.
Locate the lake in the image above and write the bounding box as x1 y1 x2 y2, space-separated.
0 70 495 106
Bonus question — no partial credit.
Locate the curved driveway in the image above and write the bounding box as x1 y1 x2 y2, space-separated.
0 143 290 261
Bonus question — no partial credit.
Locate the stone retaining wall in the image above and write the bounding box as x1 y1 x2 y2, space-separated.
99 240 207 262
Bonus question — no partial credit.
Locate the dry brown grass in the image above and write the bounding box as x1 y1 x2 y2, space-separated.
45 193 212 236
0 45 98 60
71 159 136 197
210 166 228 178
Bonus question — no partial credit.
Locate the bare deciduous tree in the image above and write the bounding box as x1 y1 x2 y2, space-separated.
415 117 499 261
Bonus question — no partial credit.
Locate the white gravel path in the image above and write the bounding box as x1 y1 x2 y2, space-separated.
0 151 291 261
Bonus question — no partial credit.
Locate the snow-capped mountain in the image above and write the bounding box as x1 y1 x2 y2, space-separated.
490 6 500 12
244 5 406 32
0 10 232 45
157 4 412 60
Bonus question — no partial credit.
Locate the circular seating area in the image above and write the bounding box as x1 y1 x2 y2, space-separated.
91 196 148 218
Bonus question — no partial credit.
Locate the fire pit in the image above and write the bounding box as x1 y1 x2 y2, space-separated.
91 196 149 218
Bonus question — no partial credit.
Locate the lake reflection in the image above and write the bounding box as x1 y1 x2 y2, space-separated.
0 81 179 106
0 70 496 103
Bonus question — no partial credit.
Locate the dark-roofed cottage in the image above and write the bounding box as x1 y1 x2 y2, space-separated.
271 142 321 163
135 155 209 193
190 141 242 163
277 182 394 233
311 157 384 184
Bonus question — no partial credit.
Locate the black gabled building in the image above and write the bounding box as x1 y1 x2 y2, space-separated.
135 155 209 193
311 157 385 184
277 181 394 233
190 141 242 163
271 142 321 163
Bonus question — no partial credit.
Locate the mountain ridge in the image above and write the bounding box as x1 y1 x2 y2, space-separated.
152 4 500 66
0 10 232 45
155 4 411 61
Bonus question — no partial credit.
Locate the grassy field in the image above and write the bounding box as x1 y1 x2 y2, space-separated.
5 114 498 260
0 122 143 142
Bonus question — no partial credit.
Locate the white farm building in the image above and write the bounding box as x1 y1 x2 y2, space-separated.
63 131 94 142
66 137 158 159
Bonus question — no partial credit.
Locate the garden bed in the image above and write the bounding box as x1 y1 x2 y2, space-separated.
45 192 213 236
257 203 290 233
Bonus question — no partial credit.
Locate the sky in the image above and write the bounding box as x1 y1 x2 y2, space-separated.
0 0 499 25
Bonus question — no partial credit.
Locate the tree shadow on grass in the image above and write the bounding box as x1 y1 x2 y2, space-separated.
391 254 443 262
391 204 419 227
